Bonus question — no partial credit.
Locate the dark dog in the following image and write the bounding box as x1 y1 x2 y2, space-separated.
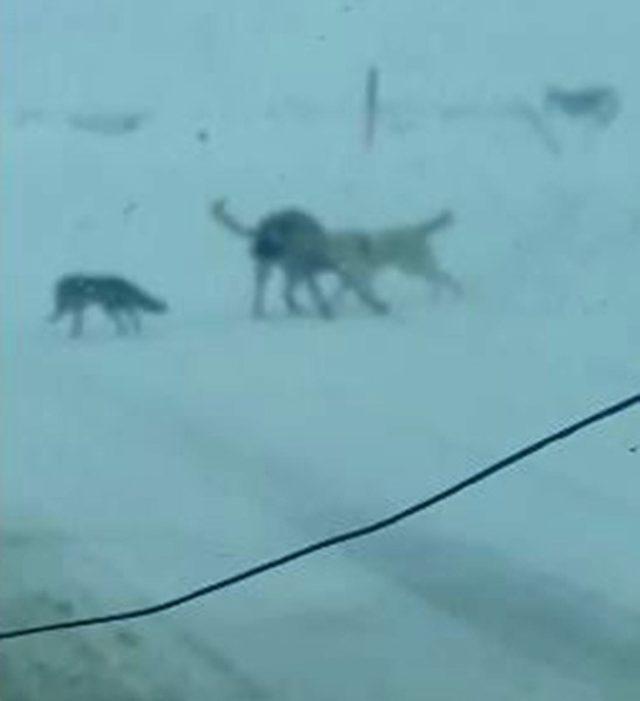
49 274 168 337
211 200 389 319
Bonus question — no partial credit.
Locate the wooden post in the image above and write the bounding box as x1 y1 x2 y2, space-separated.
364 66 379 151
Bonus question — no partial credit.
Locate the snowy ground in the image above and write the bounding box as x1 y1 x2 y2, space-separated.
2 1 640 699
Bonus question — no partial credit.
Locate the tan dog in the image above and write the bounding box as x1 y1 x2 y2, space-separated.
328 211 459 304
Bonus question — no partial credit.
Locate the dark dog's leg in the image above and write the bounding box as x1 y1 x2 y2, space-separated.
283 273 305 315
252 259 273 319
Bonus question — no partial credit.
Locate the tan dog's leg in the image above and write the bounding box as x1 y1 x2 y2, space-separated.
305 275 333 319
339 271 389 315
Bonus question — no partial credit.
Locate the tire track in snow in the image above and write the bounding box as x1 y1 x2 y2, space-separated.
1 342 278 700
0 531 276 700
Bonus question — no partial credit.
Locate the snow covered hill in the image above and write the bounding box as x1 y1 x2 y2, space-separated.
2 1 640 699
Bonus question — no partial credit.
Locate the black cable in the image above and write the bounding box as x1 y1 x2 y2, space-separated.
2 391 639 641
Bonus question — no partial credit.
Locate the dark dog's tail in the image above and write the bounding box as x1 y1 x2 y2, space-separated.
210 199 254 238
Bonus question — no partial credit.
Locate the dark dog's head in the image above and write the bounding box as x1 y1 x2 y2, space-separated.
252 209 324 261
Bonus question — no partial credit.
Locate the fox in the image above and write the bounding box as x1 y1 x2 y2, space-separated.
211 199 389 319
49 274 168 337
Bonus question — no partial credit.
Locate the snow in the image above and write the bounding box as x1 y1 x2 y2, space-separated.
2 0 640 698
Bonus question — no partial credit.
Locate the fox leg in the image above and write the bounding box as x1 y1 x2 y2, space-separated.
106 309 128 335
127 308 142 333
70 309 84 337
49 295 70 324
48 306 63 323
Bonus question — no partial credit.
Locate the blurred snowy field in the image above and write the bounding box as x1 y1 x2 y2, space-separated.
2 1 640 698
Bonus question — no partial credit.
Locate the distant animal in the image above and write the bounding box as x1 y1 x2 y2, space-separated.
196 128 210 144
328 210 459 305
544 86 620 127
211 200 389 319
49 274 168 337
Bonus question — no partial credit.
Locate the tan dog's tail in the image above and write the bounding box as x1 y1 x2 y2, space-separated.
413 209 454 236
379 209 454 239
